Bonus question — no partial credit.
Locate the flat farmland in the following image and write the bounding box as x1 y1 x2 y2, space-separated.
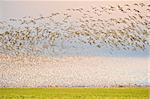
0 87 149 99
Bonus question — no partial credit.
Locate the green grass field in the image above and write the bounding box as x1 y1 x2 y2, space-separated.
0 87 149 99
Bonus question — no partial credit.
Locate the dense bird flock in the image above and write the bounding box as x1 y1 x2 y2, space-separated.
0 2 150 57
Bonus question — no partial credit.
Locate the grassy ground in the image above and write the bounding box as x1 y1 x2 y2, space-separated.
0 87 149 99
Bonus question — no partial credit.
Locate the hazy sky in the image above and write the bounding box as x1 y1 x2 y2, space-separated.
0 0 149 57
0 0 148 19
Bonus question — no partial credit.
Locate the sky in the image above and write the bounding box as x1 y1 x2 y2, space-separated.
0 0 148 19
0 0 149 57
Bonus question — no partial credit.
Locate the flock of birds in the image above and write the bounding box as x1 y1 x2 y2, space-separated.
0 2 149 57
